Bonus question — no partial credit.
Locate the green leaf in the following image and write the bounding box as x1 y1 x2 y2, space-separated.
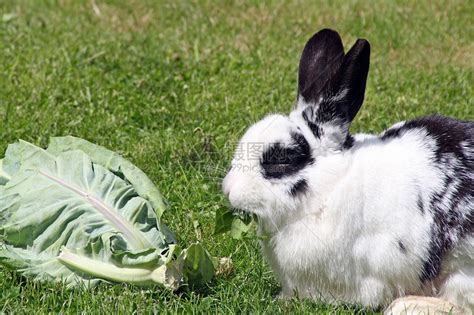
213 207 235 235
180 243 214 288
214 208 254 240
230 215 253 240
0 139 213 288
47 136 167 219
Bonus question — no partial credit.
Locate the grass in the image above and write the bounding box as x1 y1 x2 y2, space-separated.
0 0 472 313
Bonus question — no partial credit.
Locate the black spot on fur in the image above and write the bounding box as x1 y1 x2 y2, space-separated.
302 108 322 138
417 194 424 215
289 179 308 197
421 173 474 281
343 134 355 149
380 125 404 140
382 115 473 165
302 102 346 126
382 116 474 282
302 106 355 150
398 240 407 254
261 132 313 179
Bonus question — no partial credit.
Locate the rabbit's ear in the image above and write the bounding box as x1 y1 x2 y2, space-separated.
298 29 345 105
328 38 370 122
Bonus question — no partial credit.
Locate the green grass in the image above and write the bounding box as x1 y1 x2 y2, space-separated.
0 0 472 313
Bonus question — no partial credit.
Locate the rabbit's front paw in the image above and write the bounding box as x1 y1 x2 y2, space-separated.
384 296 465 315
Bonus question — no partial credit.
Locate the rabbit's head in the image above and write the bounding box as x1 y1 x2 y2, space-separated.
223 29 370 228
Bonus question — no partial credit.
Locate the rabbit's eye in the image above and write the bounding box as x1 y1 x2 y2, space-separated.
262 144 291 164
260 133 313 179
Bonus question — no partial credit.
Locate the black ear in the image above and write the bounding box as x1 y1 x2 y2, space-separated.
328 39 370 122
298 29 345 104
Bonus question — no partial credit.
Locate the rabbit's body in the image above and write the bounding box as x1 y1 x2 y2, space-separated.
223 29 473 313
261 116 473 309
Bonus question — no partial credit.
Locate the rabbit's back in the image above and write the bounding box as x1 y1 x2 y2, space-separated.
379 115 473 282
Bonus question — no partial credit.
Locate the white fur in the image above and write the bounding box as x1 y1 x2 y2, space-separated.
223 108 473 313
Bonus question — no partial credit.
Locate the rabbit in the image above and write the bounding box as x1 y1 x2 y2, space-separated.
222 29 474 314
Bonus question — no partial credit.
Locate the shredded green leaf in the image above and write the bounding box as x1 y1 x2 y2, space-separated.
214 208 255 240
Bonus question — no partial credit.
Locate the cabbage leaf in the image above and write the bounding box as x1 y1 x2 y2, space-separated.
0 137 213 288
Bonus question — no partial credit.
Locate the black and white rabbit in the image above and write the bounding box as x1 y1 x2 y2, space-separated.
222 29 473 314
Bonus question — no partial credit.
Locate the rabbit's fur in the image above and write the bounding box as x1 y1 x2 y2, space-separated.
223 29 473 313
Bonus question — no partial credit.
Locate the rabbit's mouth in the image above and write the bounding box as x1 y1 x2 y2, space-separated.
231 207 246 215
231 207 257 222
231 206 259 217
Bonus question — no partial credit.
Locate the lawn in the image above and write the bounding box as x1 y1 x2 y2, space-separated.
0 0 472 313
